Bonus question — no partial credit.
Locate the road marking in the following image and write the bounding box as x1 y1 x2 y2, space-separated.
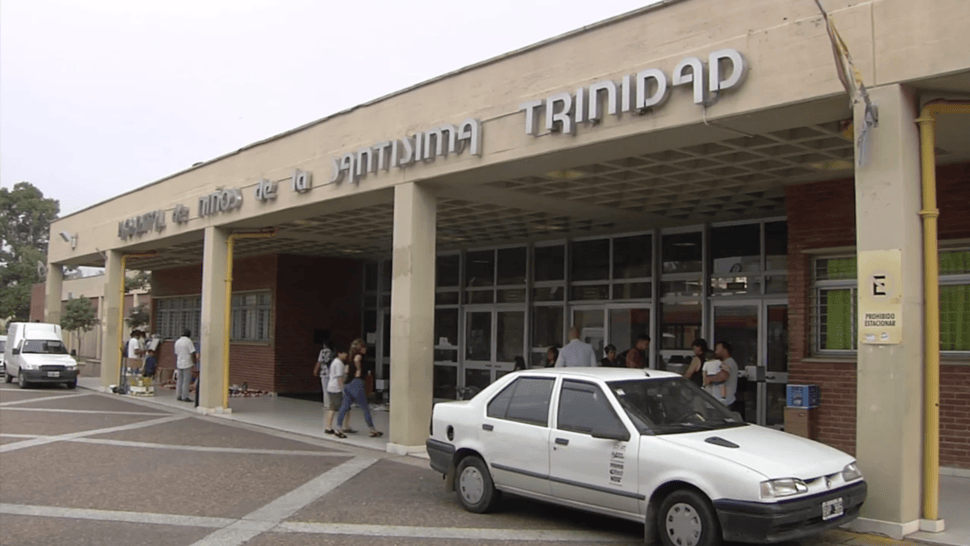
188 456 379 546
0 503 234 528
276 522 630 542
67 437 353 457
2 407 166 416
0 433 42 439
0 415 187 453
0 392 92 406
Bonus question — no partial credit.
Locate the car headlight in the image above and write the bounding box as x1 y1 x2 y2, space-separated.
760 478 808 499
842 462 863 482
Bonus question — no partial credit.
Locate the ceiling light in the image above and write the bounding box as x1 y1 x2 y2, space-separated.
810 159 854 171
545 170 586 179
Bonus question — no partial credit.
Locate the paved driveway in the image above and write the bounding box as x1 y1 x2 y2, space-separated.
0 382 917 546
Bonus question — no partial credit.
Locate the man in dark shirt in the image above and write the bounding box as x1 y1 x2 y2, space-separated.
625 335 651 369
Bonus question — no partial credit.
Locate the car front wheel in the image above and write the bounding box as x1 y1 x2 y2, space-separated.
454 455 499 513
657 489 721 546
4 370 12 383
18 370 29 389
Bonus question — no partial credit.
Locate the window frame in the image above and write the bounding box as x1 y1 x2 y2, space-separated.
485 376 555 427
556 379 626 435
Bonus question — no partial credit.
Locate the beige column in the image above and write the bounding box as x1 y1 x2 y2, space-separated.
851 84 924 539
44 262 64 324
199 226 230 413
388 182 436 454
101 250 124 391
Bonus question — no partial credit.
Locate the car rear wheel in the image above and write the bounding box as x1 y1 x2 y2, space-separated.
18 370 30 389
658 489 721 546
455 455 499 513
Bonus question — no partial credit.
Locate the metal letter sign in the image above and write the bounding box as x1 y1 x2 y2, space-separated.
858 249 903 345
519 48 746 135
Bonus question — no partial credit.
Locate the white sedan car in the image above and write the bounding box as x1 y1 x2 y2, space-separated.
427 368 866 546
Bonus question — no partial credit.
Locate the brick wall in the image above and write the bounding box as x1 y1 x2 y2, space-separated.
787 163 970 468
150 254 363 394
273 254 363 394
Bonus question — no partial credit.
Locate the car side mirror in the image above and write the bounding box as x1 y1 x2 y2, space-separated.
591 425 631 442
12 348 20 355
731 411 743 422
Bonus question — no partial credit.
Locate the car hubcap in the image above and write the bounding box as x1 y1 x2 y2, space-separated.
459 466 484 504
665 502 702 546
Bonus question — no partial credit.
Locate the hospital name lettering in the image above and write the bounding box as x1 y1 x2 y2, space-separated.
330 119 482 184
520 49 746 135
864 313 896 327
118 210 166 240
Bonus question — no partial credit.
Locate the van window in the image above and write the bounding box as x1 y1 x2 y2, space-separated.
0 339 5 351
22 340 69 355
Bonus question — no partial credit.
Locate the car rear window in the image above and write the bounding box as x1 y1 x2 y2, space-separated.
486 377 555 426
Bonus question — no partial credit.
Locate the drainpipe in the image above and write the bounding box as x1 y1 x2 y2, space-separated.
915 100 970 523
116 252 157 388
222 229 277 408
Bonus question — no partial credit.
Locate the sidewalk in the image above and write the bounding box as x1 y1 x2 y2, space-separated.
77 376 967 546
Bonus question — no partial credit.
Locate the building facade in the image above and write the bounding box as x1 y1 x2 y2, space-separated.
44 0 969 538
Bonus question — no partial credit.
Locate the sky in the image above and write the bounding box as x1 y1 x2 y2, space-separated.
1 0 662 218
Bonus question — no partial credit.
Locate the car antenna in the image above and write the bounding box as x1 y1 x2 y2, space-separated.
643 370 651 377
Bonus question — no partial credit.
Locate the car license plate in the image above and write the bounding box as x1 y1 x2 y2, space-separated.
822 497 844 520
47 371 60 378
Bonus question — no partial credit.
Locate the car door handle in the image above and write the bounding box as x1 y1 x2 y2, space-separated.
482 424 494 431
555 438 569 446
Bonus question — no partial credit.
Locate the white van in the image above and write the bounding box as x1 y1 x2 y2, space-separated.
4 322 79 389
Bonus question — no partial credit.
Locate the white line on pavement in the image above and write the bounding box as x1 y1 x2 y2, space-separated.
0 433 42 438
0 392 92 407
188 456 379 546
277 522 629 542
0 415 188 454
0 503 234 529
67 437 353 457
1 407 166 416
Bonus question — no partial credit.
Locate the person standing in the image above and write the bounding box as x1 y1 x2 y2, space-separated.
683 338 709 387
625 335 651 369
174 329 197 402
710 340 743 418
555 326 598 368
324 348 348 435
126 330 144 374
334 339 382 439
544 346 559 368
313 342 334 409
600 344 620 367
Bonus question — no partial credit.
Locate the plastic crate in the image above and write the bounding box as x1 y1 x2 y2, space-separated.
786 384 820 408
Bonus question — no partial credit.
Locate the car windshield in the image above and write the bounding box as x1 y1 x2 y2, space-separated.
607 377 747 435
22 340 69 355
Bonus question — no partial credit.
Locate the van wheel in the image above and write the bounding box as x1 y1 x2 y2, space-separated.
18 370 30 389
454 455 499 513
4 371 12 383
657 489 721 546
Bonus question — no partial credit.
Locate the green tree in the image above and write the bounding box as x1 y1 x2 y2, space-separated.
124 271 151 293
0 182 61 321
126 303 150 330
61 296 99 353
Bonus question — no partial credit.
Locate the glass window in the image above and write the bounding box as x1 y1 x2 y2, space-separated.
571 284 610 301
504 377 555 426
435 308 458 347
711 224 761 274
614 282 652 300
497 247 527 285
534 245 564 282
662 231 702 273
497 311 524 362
558 380 624 434
660 302 702 351
940 284 969 352
434 366 458 399
465 250 495 287
532 306 564 350
816 257 857 281
364 262 379 291
608 308 649 358
571 239 610 281
437 254 460 287
497 288 526 304
381 260 392 292
765 221 788 270
487 383 515 418
435 292 460 306
533 286 564 302
613 234 652 279
819 288 856 350
465 290 494 304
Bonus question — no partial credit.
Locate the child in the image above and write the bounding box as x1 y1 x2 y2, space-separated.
702 351 727 402
142 348 158 379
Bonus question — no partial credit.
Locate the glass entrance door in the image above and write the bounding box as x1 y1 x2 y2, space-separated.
462 308 524 392
571 306 651 367
711 301 789 427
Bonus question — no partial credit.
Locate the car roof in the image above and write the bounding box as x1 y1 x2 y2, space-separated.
514 367 681 381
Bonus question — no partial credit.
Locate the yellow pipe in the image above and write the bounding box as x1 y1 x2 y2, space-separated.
916 100 970 522
221 230 277 408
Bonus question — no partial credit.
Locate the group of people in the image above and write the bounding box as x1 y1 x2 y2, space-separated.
543 326 653 370
682 338 744 418
313 338 383 439
537 327 744 417
125 329 158 379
